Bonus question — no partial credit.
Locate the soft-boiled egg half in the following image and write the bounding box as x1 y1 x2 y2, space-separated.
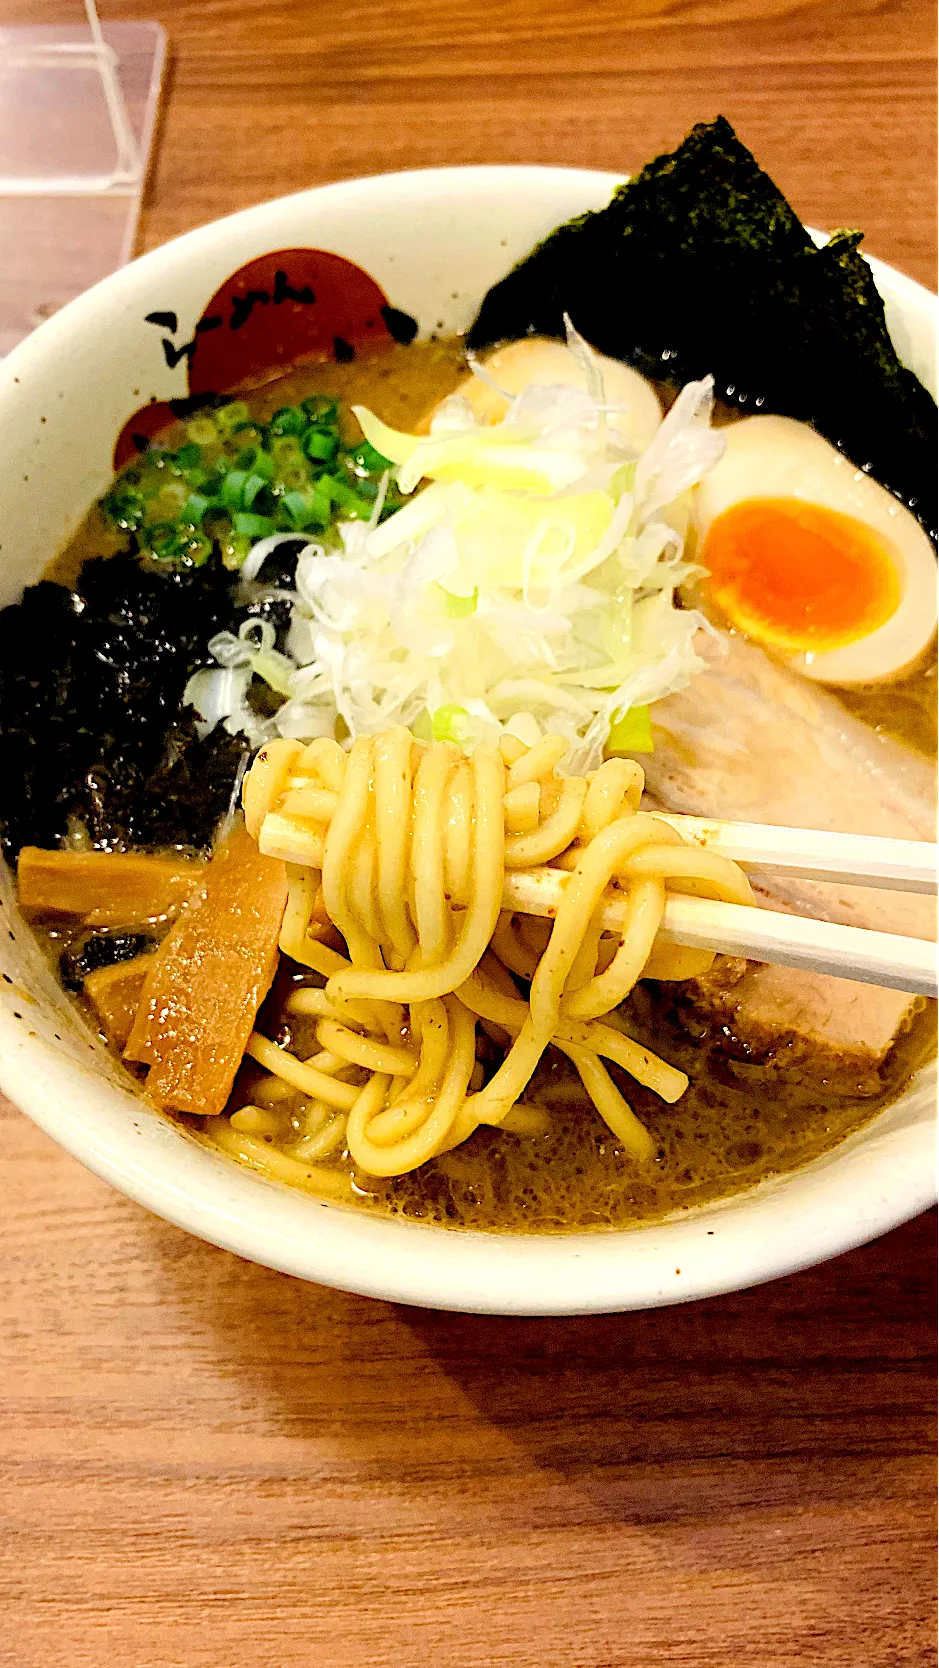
693 415 937 684
451 336 663 451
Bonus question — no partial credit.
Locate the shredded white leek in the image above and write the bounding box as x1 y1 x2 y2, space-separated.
191 337 726 768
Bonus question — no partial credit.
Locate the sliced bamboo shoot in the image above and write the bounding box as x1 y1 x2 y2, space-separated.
124 821 288 1116
83 954 156 1051
17 847 204 927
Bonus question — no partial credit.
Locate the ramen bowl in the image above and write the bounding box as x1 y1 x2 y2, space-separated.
0 166 934 1315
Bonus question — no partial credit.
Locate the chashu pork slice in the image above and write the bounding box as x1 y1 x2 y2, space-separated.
642 630 936 1095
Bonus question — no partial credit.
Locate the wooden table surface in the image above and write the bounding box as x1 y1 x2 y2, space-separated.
1 2 936 1664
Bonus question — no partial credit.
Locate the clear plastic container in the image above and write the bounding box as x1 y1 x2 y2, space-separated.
0 2 166 354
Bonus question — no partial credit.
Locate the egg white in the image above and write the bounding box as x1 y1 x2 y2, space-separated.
453 337 663 452
693 414 938 685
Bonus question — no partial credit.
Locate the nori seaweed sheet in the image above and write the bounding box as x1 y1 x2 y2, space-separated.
0 541 304 860
468 117 937 540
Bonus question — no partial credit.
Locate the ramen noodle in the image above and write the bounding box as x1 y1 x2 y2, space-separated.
225 727 753 1178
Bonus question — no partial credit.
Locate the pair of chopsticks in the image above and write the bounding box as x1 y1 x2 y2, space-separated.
503 819 938 998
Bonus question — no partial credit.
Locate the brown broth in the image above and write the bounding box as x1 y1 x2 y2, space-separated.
46 337 469 590
37 338 939 1233
203 963 935 1232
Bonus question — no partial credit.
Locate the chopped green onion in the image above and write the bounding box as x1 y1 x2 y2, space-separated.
144 523 212 568
186 415 218 446
217 470 266 512
269 435 304 466
225 426 263 460
145 521 182 557
100 389 384 563
279 491 309 527
322 473 374 520
181 492 211 524
339 497 375 522
102 487 146 530
267 405 306 439
326 474 360 509
432 704 472 744
149 482 189 518
438 585 478 619
221 471 249 512
233 511 276 539
235 444 275 480
302 427 340 464
174 441 202 472
220 531 252 570
608 461 637 499
348 440 392 477
607 705 653 754
215 401 252 436
280 487 331 530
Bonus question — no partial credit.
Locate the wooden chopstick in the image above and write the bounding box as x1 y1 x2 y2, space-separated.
657 897 937 996
260 813 938 896
651 815 938 895
258 815 937 997
504 869 937 998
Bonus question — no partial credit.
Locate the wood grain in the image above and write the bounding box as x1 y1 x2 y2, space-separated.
0 2 936 1664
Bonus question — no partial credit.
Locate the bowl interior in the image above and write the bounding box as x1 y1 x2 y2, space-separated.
0 165 934 1314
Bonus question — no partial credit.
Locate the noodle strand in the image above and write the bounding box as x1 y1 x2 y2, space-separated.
231 728 751 1180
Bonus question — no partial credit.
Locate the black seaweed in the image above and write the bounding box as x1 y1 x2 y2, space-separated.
0 549 290 859
234 537 306 655
59 931 156 992
468 117 937 539
250 537 306 591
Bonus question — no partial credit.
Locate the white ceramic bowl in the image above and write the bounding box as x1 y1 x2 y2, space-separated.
0 166 935 1314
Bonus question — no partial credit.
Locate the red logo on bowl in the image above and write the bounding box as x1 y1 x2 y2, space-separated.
114 249 416 468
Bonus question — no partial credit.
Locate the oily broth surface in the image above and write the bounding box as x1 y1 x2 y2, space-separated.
46 338 470 589
214 969 935 1232
37 338 939 1231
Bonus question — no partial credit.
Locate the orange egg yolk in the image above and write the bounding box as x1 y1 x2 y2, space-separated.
701 497 901 652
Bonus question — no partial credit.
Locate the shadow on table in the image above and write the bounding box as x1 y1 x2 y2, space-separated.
138 1199 936 1531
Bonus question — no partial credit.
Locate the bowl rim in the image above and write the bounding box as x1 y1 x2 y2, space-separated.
0 163 935 1315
